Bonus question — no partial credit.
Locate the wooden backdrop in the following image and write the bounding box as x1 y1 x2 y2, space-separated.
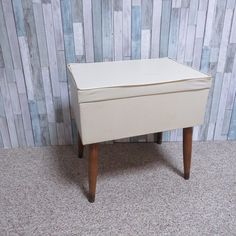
0 0 235 148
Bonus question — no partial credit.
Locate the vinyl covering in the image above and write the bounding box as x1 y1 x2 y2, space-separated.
68 58 211 103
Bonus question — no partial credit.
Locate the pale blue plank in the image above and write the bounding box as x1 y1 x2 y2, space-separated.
61 0 73 34
12 0 25 36
131 5 141 59
64 34 76 63
160 0 172 57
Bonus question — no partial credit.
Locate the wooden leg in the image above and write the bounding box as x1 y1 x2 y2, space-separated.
78 133 84 158
183 127 193 180
156 132 163 144
88 144 99 203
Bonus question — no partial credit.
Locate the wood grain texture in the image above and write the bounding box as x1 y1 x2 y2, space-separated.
0 0 235 148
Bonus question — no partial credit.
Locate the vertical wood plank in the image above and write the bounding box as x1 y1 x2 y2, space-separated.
102 0 113 61
151 0 162 58
0 69 19 147
168 8 181 60
42 1 61 97
123 0 132 58
160 0 172 57
114 11 123 61
92 0 103 61
83 0 94 62
131 1 141 59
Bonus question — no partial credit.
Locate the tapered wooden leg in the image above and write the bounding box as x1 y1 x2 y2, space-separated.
156 132 163 144
88 144 99 203
183 127 193 180
78 133 84 158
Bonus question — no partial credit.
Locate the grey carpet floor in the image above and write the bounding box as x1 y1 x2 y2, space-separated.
0 142 236 236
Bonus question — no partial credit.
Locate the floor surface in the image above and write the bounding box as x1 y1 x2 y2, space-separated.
0 142 235 235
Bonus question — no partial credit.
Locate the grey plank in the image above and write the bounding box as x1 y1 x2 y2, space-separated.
227 0 236 9
19 93 34 146
0 45 4 68
114 0 123 11
177 7 189 63
0 90 5 117
114 11 123 60
210 0 227 48
57 51 67 82
2 0 22 69
141 29 151 59
0 69 19 147
37 99 47 115
229 5 236 43
51 0 65 50
41 67 55 123
18 36 34 101
49 122 58 145
39 114 50 146
160 0 172 57
0 1 16 82
188 0 199 25
60 82 71 124
83 0 94 62
141 0 153 29
0 117 11 148
42 1 61 97
57 123 66 145
151 0 162 58
33 1 49 67
73 22 84 56
14 114 27 147
168 8 181 59
53 97 63 123
214 73 231 140
8 82 21 115
203 0 216 47
14 68 27 95
92 0 103 61
123 0 132 58
0 131 3 148
217 8 234 73
207 73 223 140
225 43 236 73
199 0 209 10
182 0 190 8
184 25 196 63
71 0 83 22
28 100 41 146
64 123 73 145
22 0 45 101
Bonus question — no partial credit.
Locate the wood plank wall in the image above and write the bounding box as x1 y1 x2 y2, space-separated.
0 0 235 148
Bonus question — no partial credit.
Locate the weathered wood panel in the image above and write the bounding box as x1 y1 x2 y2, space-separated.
0 0 236 148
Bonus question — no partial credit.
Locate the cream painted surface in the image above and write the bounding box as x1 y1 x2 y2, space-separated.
78 89 209 144
68 58 210 90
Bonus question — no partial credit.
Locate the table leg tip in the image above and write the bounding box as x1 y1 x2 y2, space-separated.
184 173 190 180
88 195 95 203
